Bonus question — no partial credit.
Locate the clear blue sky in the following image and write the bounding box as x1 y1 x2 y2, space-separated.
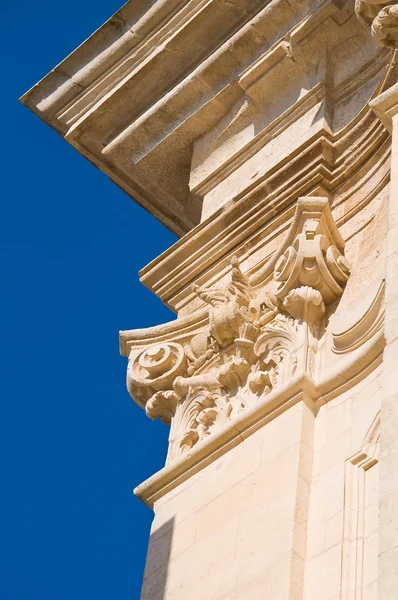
1 2 177 598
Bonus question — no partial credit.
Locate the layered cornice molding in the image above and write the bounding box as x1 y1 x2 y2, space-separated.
136 46 396 314
21 0 392 235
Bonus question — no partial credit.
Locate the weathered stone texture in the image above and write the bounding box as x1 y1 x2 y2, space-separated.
21 0 398 598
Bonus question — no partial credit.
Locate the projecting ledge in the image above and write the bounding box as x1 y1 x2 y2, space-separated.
134 327 384 507
370 81 398 131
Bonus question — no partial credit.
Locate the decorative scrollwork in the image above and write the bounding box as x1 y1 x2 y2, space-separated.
127 342 187 405
273 231 350 306
253 315 297 388
271 197 350 312
145 390 179 424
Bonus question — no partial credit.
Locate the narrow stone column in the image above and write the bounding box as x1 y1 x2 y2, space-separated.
371 84 398 600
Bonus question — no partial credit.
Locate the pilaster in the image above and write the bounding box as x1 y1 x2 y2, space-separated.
370 81 398 600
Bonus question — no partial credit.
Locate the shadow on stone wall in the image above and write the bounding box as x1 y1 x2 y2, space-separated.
139 516 175 600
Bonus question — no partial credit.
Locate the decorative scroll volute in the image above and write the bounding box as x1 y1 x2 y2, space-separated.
273 197 350 307
127 342 186 413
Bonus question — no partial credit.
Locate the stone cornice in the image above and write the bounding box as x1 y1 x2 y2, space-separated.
21 0 233 132
22 0 295 234
139 100 390 313
21 0 390 236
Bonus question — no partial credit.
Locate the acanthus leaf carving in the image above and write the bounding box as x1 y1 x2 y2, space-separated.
145 390 179 424
169 387 227 460
283 286 325 323
253 315 298 389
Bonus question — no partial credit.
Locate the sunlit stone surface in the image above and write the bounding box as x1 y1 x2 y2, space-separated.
22 0 398 598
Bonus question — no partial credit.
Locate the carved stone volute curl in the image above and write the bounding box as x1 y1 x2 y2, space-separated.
272 197 350 314
127 342 187 408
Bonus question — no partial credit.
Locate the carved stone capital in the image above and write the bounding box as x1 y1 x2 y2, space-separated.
123 197 354 463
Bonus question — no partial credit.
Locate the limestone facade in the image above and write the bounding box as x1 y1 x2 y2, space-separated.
21 0 398 598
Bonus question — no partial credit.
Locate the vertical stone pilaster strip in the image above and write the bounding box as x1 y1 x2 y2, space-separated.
290 399 314 600
370 84 398 599
380 110 398 600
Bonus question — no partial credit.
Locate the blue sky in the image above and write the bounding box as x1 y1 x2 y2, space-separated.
1 2 177 598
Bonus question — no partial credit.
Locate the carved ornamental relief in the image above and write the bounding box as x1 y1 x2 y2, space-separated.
356 0 398 48
126 197 352 462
